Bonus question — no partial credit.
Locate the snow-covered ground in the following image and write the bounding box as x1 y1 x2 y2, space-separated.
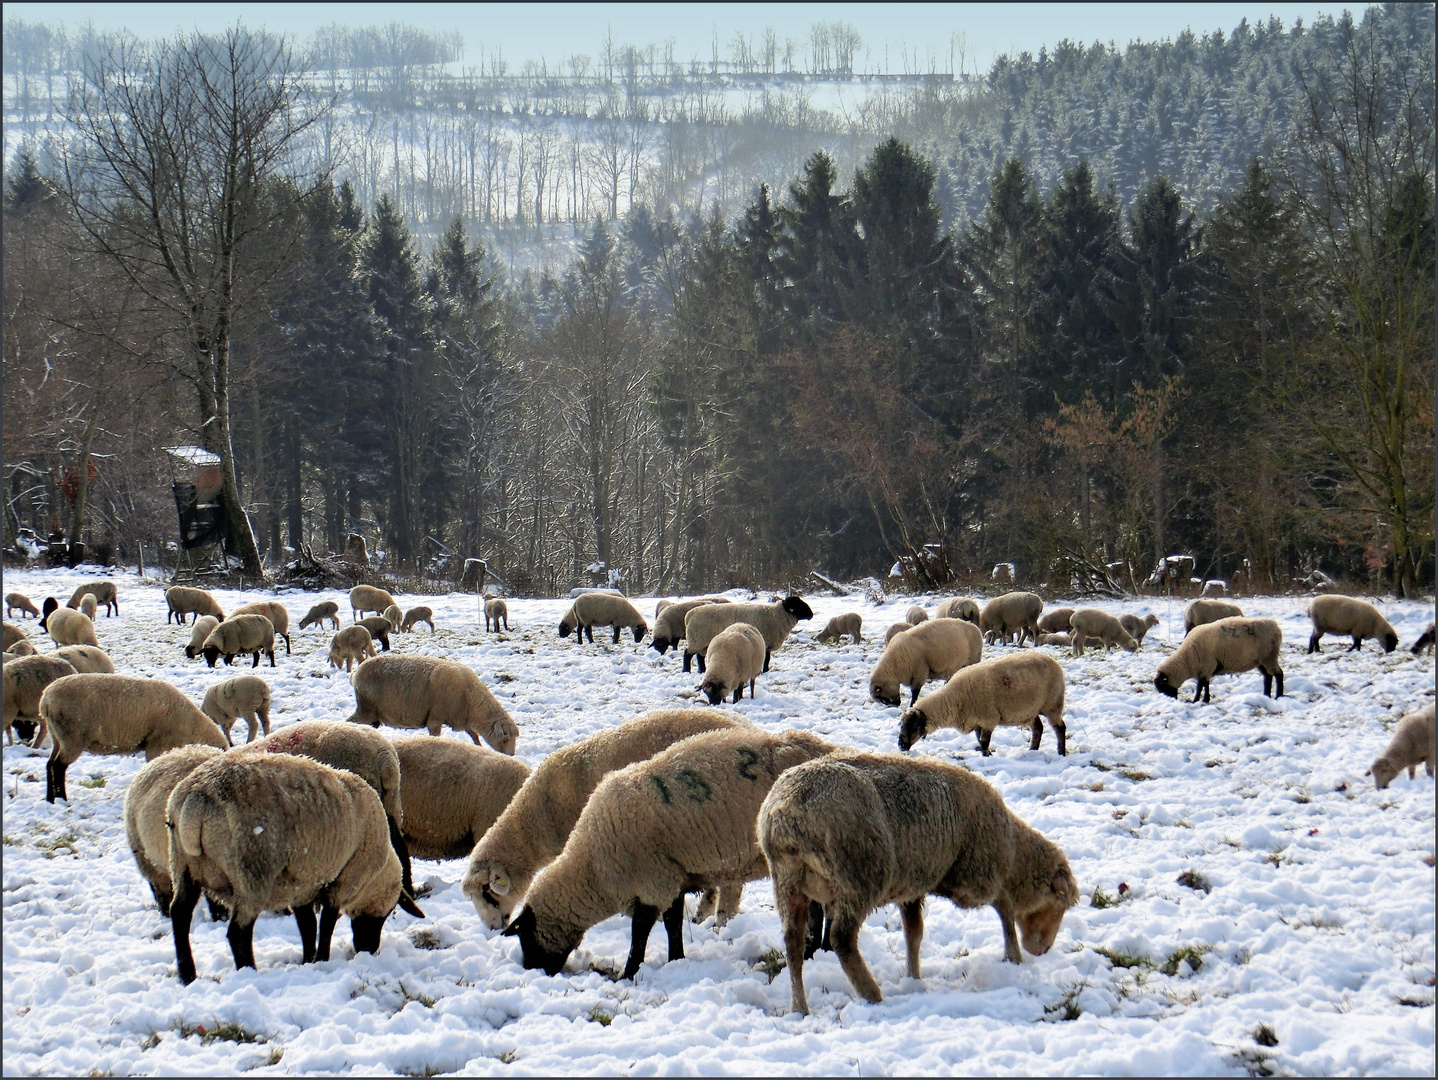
3 567 1433 1076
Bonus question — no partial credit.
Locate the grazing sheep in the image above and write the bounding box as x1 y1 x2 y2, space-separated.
184 616 221 660
52 645 114 674
165 586 224 625
1068 608 1138 656
383 604 405 630
401 606 434 633
298 601 341 632
884 622 913 645
464 707 750 931
6 593 40 619
66 581 118 616
6 637 37 656
123 744 224 915
1183 598 1244 635
935 598 981 624
328 624 377 672
1307 595 1399 654
1155 617 1284 703
650 597 731 655
4 622 30 651
870 618 984 708
760 751 1079 1014
201 675 272 744
1369 702 1435 790
39 673 228 802
898 651 1068 756
3 654 77 746
484 598 509 633
201 614 276 668
1119 613 1161 648
231 601 292 655
1037 608 1075 634
558 593 648 645
393 737 532 860
1412 624 1435 655
349 585 398 622
815 613 863 645
349 654 517 754
503 727 835 979
40 600 99 647
906 606 930 626
357 615 393 652
79 594 98 621
701 624 766 705
683 596 815 674
980 592 1044 646
1036 632 1072 647
167 752 410 984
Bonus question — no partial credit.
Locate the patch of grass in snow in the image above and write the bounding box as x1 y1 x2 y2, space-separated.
1044 983 1085 1021
588 1005 614 1026
1253 1023 1279 1047
78 775 106 789
1089 886 1129 909
1285 913 1343 930
180 1021 262 1045
1117 768 1153 782
265 1047 284 1066
495 1049 518 1064
37 831 79 857
399 985 437 1008
1176 869 1212 893
2 834 19 846
1095 947 1150 969
1090 760 1113 772
138 1032 162 1050
757 947 788 981
1160 945 1212 976
1233 1047 1276 1077
409 927 442 949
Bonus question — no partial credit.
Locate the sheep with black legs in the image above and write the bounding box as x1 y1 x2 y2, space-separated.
650 597 730 655
349 585 398 622
682 596 814 674
357 616 393 651
1155 617 1284 703
231 601 292 655
165 586 224 625
870 618 984 708
700 623 766 704
201 614 276 668
123 744 225 915
484 598 509 632
558 593 648 644
40 599 98 648
201 675 272 744
1307 595 1398 654
1411 623 1434 655
898 651 1068 757
67 581 118 616
348 654 518 754
3 653 76 746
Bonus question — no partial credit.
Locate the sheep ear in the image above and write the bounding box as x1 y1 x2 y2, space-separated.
490 873 511 895
1364 769 1371 776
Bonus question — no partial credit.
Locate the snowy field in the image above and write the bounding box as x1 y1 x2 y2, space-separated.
3 566 1433 1076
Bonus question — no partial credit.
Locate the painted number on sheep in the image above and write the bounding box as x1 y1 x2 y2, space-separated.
652 775 673 804
735 748 760 781
675 769 712 804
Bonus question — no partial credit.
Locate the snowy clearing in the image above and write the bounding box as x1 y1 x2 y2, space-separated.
3 567 1433 1076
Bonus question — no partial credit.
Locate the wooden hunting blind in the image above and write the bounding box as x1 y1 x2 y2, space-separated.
163 445 228 553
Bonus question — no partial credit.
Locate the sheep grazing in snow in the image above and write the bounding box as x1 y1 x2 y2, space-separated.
759 751 1079 1014
230 601 292 655
1068 608 1138 656
558 593 648 644
67 581 118 617
980 592 1044 646
393 736 532 860
1369 702 1435 790
298 601 341 631
870 618 984 708
884 622 913 645
700 623 766 705
1411 624 1435 655
484 598 510 632
383 604 405 629
52 645 113 674
40 600 98 648
184 616 221 660
201 614 276 668
349 585 398 622
401 606 434 633
3 653 77 746
898 651 1068 757
1155 617 1283 703
201 674 272 744
906 606 930 626
815 613 863 645
1036 632 1072 647
328 625 376 672
78 595 98 621
1183 598 1244 635
123 744 225 915
1037 608 1074 634
6 593 39 619
357 615 393 651
935 598 981 624
348 653 518 754
1119 613 1160 648
682 596 814 674
650 597 731 655
3 622 30 651
1307 595 1399 654
165 586 223 625
6 638 37 657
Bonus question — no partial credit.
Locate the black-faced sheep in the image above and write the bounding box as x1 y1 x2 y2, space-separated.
401 606 434 633
1183 598 1244 635
1411 624 1435 655
980 592 1044 646
1307 595 1399 654
40 600 98 647
898 651 1068 756
1369 702 1435 790
185 615 221 660
3 653 76 745
230 601 292 655
870 618 984 708
393 737 532 860
167 752 409 983
1069 608 1138 656
67 581 118 616
39 673 228 802
349 585 398 622
1037 607 1074 633
558 593 648 644
700 624 766 705
1155 616 1283 703
503 727 835 979
298 601 341 631
201 674 272 744
201 613 276 668
348 654 518 754
650 597 731 655
165 586 224 625
329 624 376 672
464 707 750 931
123 744 224 915
815 613 863 645
484 598 509 632
6 593 39 619
1119 613 1161 648
935 598 981 624
759 751 1079 1014
357 615 393 651
682 596 814 674
53 644 114 674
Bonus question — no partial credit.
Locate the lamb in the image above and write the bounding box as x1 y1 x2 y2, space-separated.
166 752 408 984
1369 702 1435 790
1307 595 1399 654
464 707 750 931
201 613 276 668
1119 612 1161 648
3 653 76 746
230 600 292 655
383 604 405 629
3 622 29 651
6 637 37 656
328 624 376 672
184 615 221 660
39 600 99 647
700 624 766 705
898 651 1068 756
1412 623 1435 655
298 600 341 631
503 727 835 979
358 615 393 651
401 606 434 633
349 584 398 622
348 654 518 754
1036 632 1072 647
201 674 272 744
682 596 815 674
484 598 510 632
53 645 114 673
935 598 981 624
67 580 118 616
558 593 648 645
1037 607 1075 634
165 586 224 625
1068 608 1139 656
79 594 98 621
1183 598 1244 635
39 673 228 802
1155 616 1284 703
884 622 913 645
650 597 731 655
393 736 532 860
6 593 39 619
904 606 928 626
870 618 984 708
122 744 224 914
759 751 1079 1014
980 591 1044 646
815 613 863 645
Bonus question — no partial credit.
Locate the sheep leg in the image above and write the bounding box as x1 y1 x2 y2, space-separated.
46 751 69 803
1308 632 1321 653
316 901 341 962
803 901 826 959
584 625 594 644
623 902 661 979
227 917 258 970
1198 679 1211 704
830 912 883 1004
977 728 993 756
612 626 622 644
909 678 924 708
781 889 812 1015
171 870 202 985
267 648 275 667
663 895 685 963
257 706 271 739
1029 718 1043 750
1348 635 1362 652
682 650 694 673
733 686 743 704
1052 720 1067 756
995 903 1023 963
763 648 772 673
696 654 706 675
900 899 924 979
282 633 291 655
294 903 318 963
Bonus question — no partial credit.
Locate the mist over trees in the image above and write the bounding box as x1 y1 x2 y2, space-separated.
3 5 1434 596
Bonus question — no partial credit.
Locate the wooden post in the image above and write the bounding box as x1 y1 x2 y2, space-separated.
137 541 145 582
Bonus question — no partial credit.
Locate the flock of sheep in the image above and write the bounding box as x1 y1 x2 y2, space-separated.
2 578 1434 1017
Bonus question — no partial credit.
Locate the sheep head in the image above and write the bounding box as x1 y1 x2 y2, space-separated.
40 597 58 630
503 906 575 976
1017 870 1078 956
632 622 647 643
202 645 223 668
1369 758 1400 791
700 678 726 706
466 861 518 930
897 708 928 751
782 596 814 621
870 678 902 709
651 636 674 655
1153 671 1179 698
1381 632 1399 653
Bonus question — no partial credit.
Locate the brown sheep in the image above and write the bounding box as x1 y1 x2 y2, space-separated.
393 737 532 860
231 601 292 655
870 618 984 708
6 593 40 619
165 586 224 625
67 581 118 616
980 592 1044 646
298 601 341 631
348 654 518 754
815 613 863 645
898 651 1068 756
349 585 398 622
1307 595 1399 654
1155 617 1283 703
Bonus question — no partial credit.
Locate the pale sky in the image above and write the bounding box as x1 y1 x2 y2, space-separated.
7 3 1351 74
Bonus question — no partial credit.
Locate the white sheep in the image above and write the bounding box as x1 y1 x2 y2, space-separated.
700 623 766 704
898 651 1068 756
1155 616 1283 703
1037 607 1074 634
980 592 1044 646
298 601 341 631
52 644 113 674
3 653 76 746
6 593 40 619
650 597 731 655
123 744 225 915
393 736 532 860
230 601 292 654
1119 612 1160 648
935 598 980 624
870 618 984 708
883 621 913 645
1068 608 1138 656
67 581 118 616
165 586 224 625
78 594 98 620
1369 702 1435 790
184 616 221 660
1307 595 1399 654
401 606 434 633
201 675 272 744
1183 598 1244 635
6 638 37 656
348 653 518 754
328 624 376 672
201 613 276 668
383 604 405 629
815 613 863 645
4 622 30 651
682 596 815 674
349 584 398 622
40 600 98 647
906 605 930 626
558 593 648 644
484 598 510 632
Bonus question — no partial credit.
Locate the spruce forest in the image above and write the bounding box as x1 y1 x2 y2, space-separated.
2 5 1433 597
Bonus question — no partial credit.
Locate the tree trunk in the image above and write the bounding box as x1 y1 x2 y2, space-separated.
67 398 103 564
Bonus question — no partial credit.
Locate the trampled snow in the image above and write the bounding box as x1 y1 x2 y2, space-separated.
3 567 1433 1075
